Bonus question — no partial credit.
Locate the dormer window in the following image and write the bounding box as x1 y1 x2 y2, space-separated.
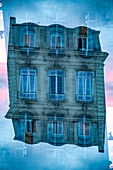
51 34 62 49
78 37 87 51
49 25 65 51
23 32 35 47
78 27 88 51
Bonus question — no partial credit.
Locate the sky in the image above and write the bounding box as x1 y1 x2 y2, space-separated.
0 0 113 169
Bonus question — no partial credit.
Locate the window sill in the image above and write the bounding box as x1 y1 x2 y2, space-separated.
49 94 65 102
78 135 90 139
18 98 38 103
26 132 37 136
52 134 63 138
76 95 93 103
48 49 65 56
19 47 35 55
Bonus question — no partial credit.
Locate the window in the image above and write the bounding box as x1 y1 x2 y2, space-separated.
78 115 91 138
48 69 64 101
78 37 87 51
26 119 36 134
76 71 94 102
24 32 35 47
51 34 62 49
53 121 63 135
79 122 89 136
78 26 88 51
48 121 63 136
19 68 37 99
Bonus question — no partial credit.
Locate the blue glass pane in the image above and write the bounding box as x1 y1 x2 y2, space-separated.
58 94 65 100
48 70 56 76
86 96 91 101
79 78 83 89
77 95 83 101
57 70 63 76
50 76 56 94
23 75 27 92
86 90 90 95
87 72 90 77
30 70 36 75
21 69 28 74
79 71 83 77
30 75 35 92
50 94 56 100
58 76 63 94
79 89 83 95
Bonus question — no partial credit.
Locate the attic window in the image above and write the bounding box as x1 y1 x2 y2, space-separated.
78 27 88 51
51 34 62 49
78 37 87 51
49 25 65 50
23 32 35 47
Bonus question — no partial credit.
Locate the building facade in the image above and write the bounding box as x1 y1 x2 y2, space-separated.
5 17 108 152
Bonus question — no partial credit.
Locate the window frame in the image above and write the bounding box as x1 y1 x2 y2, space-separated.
78 116 91 139
23 31 35 48
26 119 37 134
48 120 63 137
76 71 94 102
50 33 62 49
19 68 37 100
78 36 88 51
48 69 64 101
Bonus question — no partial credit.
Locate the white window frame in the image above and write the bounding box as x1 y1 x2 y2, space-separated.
23 31 35 47
50 33 62 49
76 71 94 102
19 68 37 99
48 69 64 101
